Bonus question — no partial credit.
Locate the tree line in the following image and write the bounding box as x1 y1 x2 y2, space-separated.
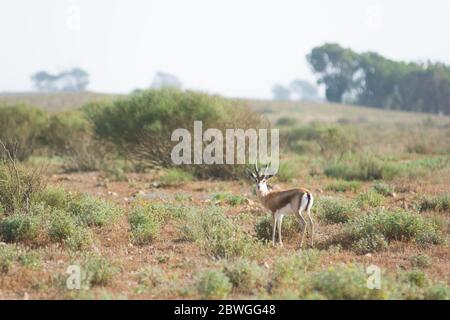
307 43 450 115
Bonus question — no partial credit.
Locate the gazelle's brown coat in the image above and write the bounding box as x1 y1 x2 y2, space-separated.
247 166 314 248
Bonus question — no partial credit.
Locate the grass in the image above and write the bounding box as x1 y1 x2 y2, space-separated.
340 209 444 254
212 192 247 206
68 194 123 227
355 190 385 209
417 194 449 213
254 213 302 242
82 254 119 287
223 258 267 293
128 204 161 245
182 206 260 259
196 270 232 299
317 197 357 224
159 168 194 186
325 180 361 193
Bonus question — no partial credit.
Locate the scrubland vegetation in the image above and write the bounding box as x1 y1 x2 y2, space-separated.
0 89 449 299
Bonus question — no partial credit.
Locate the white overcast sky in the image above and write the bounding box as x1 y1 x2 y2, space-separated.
1 0 449 98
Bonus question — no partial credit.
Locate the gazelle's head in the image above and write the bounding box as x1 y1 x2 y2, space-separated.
246 164 274 197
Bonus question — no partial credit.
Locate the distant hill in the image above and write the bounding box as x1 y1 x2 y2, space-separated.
1 91 449 126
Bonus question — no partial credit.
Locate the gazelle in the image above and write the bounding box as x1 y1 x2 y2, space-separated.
246 164 314 248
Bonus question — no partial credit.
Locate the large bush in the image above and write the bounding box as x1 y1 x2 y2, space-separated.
85 89 269 178
0 104 49 160
45 111 104 171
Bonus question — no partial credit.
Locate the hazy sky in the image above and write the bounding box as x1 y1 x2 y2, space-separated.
1 0 450 98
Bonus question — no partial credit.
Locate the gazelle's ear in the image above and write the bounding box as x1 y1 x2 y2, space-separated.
264 174 275 181
245 169 257 181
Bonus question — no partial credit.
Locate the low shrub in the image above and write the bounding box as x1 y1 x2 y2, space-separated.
160 168 194 186
309 264 384 299
317 198 357 224
325 180 361 193
182 207 259 259
68 194 123 227
45 111 103 171
212 192 247 206
254 213 302 242
355 190 384 209
0 104 49 161
223 258 267 293
417 194 449 213
82 254 119 287
371 182 395 197
410 254 432 269
341 209 444 254
128 204 161 245
196 270 232 299
0 244 16 274
271 250 321 289
0 160 47 213
0 212 41 243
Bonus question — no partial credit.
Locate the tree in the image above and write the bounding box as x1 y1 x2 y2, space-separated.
290 79 320 101
31 68 90 92
307 43 360 103
272 84 291 101
307 43 450 114
151 71 182 89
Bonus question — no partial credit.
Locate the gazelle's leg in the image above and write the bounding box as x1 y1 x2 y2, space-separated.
298 210 307 248
272 213 277 246
306 195 314 247
277 214 284 247
297 194 309 249
306 210 314 247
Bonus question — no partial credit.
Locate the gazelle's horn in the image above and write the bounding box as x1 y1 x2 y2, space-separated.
263 162 271 178
254 163 260 179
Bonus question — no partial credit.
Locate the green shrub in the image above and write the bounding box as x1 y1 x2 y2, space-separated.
423 283 450 300
68 194 123 227
276 161 297 182
38 186 70 210
254 213 301 242
372 182 395 197
325 180 361 193
0 212 40 243
271 250 321 289
0 104 49 161
324 157 386 181
276 117 297 126
410 254 432 269
212 192 247 206
128 204 161 245
417 194 449 213
310 264 383 299
341 209 444 254
351 233 388 254
285 124 360 160
0 244 16 274
160 168 194 186
83 254 119 287
355 190 384 209
64 227 93 251
18 249 42 268
0 161 47 213
85 89 268 179
182 207 258 259
318 198 357 224
48 210 77 242
196 270 232 299
223 259 267 293
45 111 103 171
